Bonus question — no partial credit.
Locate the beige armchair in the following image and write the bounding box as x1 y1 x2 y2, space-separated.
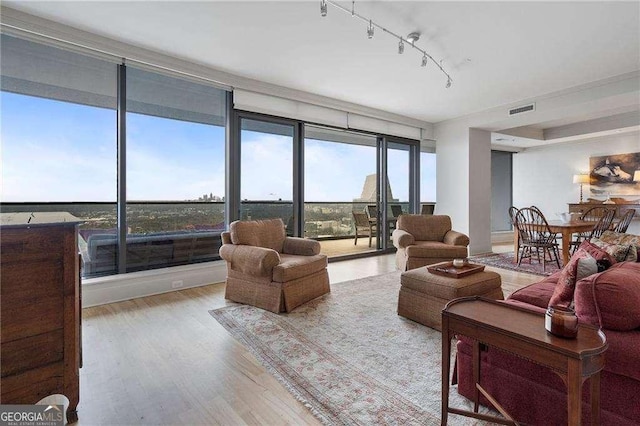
220 218 330 313
392 214 469 271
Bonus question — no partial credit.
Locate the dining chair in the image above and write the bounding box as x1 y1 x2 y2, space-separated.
570 208 616 253
613 209 636 233
515 207 561 271
570 206 616 251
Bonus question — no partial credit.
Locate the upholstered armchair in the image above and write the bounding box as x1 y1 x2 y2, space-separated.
220 218 330 313
392 214 469 271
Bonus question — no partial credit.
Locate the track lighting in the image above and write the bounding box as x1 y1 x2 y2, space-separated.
319 0 453 87
367 20 374 39
406 32 420 45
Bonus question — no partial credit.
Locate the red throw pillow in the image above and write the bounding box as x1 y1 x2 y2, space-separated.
549 247 596 307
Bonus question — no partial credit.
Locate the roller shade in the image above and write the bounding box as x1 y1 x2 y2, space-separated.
127 67 226 126
1 35 228 126
234 89 426 141
1 34 117 109
234 89 348 129
347 113 422 140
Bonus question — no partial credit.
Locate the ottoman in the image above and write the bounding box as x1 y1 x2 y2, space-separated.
398 267 503 331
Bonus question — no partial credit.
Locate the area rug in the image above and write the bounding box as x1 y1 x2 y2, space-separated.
469 251 562 276
210 272 492 425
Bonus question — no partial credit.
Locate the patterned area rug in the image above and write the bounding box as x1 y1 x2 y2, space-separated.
470 251 562 276
210 272 492 425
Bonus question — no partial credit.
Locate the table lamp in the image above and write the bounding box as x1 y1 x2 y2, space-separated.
634 170 640 183
573 174 590 203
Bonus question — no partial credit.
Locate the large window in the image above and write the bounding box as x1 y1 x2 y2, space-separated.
122 68 227 274
0 34 119 274
1 34 228 278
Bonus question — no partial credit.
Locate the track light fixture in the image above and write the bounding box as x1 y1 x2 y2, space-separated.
319 0 453 88
367 20 374 39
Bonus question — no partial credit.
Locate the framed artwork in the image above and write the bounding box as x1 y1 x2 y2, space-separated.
589 152 640 196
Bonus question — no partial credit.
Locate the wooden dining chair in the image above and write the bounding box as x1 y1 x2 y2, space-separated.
613 209 636 233
570 208 616 253
515 207 561 272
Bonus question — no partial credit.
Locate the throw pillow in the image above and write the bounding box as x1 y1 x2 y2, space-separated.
576 240 617 265
599 230 640 261
590 238 633 262
548 248 595 308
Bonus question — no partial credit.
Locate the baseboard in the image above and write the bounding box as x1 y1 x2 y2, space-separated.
82 260 227 307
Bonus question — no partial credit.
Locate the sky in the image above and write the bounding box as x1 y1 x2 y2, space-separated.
1 92 436 203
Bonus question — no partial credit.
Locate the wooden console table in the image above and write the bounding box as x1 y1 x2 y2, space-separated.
441 297 607 426
568 202 640 219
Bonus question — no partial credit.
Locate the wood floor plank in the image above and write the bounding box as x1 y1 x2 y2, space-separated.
77 252 539 425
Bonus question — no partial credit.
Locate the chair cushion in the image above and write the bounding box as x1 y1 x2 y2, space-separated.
405 241 468 259
229 219 286 252
272 253 328 283
397 215 451 242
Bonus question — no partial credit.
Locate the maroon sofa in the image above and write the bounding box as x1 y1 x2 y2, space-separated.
456 261 640 425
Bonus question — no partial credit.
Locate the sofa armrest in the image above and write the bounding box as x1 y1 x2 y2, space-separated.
444 230 470 246
282 237 321 256
219 244 280 277
392 229 415 248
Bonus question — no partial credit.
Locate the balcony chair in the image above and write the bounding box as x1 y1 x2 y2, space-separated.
420 204 435 215
352 211 377 247
391 214 469 271
220 218 330 313
391 204 404 218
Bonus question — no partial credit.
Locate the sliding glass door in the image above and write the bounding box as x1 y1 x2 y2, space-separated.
304 125 378 256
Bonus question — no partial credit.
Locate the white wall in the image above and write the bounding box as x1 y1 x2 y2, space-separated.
513 130 640 234
435 122 493 255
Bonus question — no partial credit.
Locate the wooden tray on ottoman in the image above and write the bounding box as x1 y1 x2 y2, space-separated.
427 261 485 278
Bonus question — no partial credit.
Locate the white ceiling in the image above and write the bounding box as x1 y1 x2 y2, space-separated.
4 1 640 134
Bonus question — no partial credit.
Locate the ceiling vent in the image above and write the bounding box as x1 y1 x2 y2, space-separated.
508 103 536 116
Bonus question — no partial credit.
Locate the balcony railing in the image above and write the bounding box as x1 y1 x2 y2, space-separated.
1 201 433 277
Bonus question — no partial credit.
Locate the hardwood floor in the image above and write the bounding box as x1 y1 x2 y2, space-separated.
77 253 539 425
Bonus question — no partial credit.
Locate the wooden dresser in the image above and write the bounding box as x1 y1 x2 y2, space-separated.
568 202 640 218
1 212 82 423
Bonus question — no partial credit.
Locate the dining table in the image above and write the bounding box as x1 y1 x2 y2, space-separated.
513 220 597 266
